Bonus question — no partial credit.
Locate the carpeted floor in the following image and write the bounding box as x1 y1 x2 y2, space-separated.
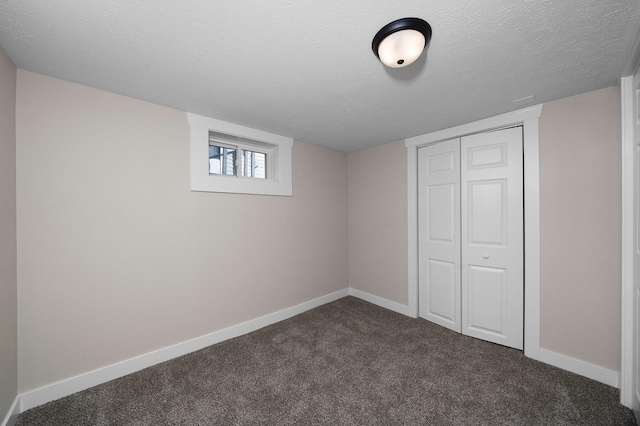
17 296 636 425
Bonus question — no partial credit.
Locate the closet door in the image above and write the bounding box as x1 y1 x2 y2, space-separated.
460 127 524 349
418 139 461 332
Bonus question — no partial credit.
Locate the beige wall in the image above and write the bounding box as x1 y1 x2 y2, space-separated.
348 140 408 305
0 46 17 419
16 70 349 392
539 86 621 371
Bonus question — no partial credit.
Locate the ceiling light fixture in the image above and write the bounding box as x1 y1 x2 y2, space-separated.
372 18 432 68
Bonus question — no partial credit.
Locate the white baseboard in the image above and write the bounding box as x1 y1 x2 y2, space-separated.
19 288 349 412
14 286 620 416
1 395 20 426
527 346 620 388
348 288 412 317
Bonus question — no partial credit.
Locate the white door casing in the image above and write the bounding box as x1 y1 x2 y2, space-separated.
621 23 640 408
622 69 640 410
633 70 640 416
633 73 640 418
461 127 524 350
418 139 461 332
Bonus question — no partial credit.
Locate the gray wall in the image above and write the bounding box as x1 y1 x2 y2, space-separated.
0 45 17 419
16 70 349 392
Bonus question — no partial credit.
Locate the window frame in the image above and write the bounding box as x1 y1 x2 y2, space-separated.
208 138 270 180
188 112 293 196
239 147 269 179
208 140 238 177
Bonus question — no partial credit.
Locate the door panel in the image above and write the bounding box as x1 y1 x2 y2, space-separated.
428 151 456 173
468 179 507 246
467 265 507 337
418 139 461 332
461 127 524 349
427 259 457 323
467 143 508 169
428 184 455 242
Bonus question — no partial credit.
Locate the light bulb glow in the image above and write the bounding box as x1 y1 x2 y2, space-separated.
377 29 425 68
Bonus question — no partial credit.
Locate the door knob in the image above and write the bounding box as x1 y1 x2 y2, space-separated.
483 253 490 259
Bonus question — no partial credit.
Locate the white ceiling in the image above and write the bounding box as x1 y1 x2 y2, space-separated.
1 1 639 152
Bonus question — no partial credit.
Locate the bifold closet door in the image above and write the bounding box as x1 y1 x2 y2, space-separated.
461 127 524 350
418 126 524 350
417 138 461 332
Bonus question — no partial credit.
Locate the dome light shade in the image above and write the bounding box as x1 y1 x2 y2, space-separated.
372 18 432 68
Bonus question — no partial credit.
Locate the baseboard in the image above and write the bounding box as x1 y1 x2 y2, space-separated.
527 347 620 388
348 288 412 317
19 288 349 412
1 395 20 426
15 286 619 414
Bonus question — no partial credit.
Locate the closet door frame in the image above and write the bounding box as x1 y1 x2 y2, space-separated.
406 105 542 357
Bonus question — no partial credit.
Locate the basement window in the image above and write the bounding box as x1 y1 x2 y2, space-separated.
208 138 268 179
241 150 267 179
188 113 293 196
208 144 237 176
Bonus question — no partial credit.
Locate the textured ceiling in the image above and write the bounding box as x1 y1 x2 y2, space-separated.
1 1 639 152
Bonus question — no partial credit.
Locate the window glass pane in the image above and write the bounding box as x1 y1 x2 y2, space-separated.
209 145 236 176
242 150 267 179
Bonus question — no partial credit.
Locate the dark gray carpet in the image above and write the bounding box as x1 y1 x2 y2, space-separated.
17 297 635 425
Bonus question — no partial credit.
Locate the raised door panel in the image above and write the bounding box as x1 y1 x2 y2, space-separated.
427 151 456 175
467 143 507 170
426 259 457 323
418 139 461 332
467 265 507 337
428 184 455 243
468 179 507 247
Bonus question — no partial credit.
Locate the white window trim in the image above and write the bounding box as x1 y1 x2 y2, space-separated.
188 112 293 196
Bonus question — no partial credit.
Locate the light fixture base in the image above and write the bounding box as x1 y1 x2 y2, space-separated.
372 17 432 68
